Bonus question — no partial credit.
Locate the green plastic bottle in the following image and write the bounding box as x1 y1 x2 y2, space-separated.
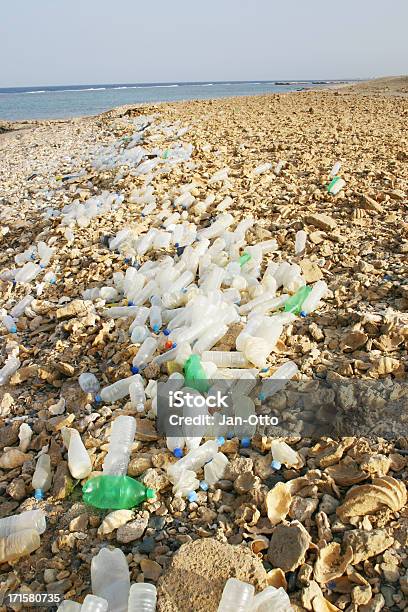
284 285 312 314
183 355 210 393
82 475 155 510
239 252 252 267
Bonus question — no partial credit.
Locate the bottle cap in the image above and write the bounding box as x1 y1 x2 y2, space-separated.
216 436 225 446
300 311 307 317
10 326 17 334
34 489 44 501
241 437 251 448
258 392 266 401
95 395 102 403
131 366 139 374
199 481 209 491
187 491 197 503
163 329 170 336
128 301 135 306
271 459 282 470
173 448 183 458
145 488 155 500
153 324 160 333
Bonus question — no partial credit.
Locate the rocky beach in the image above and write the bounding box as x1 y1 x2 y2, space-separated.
0 78 408 611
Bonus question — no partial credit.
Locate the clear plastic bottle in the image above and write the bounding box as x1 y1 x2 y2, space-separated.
149 305 162 333
0 509 46 538
167 439 220 482
10 294 34 318
253 162 272 176
251 586 293 611
129 376 146 412
0 356 20 385
132 337 158 372
201 351 249 368
18 422 32 451
32 454 52 500
193 323 228 354
103 415 136 476
300 280 328 316
80 595 108 612
57 601 82 611
128 583 157 612
204 452 228 486
65 428 92 479
271 440 299 469
217 578 254 612
102 305 139 319
79 372 100 395
14 262 42 283
294 230 307 256
259 361 299 401
0 529 41 563
329 161 341 178
99 374 141 403
91 548 130 612
2 315 17 333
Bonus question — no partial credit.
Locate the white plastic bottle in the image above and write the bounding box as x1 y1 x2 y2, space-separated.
57 601 82 611
65 428 92 479
10 294 34 318
294 230 307 256
18 422 32 451
91 548 130 612
329 161 341 178
201 351 249 369
149 304 162 333
253 162 272 176
14 262 42 283
79 372 100 395
0 529 41 563
251 586 293 611
300 280 328 316
80 594 109 612
132 337 158 372
271 440 299 470
32 454 52 500
128 583 157 612
0 509 46 538
129 376 146 412
103 415 136 476
99 374 141 403
217 578 255 612
167 440 220 482
259 361 299 401
0 356 20 385
2 315 17 333
204 453 228 486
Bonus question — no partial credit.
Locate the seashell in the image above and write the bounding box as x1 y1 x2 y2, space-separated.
325 457 368 486
312 596 340 612
267 568 287 590
314 542 353 584
97 509 135 535
0 449 32 469
336 476 407 522
249 535 269 555
266 482 292 525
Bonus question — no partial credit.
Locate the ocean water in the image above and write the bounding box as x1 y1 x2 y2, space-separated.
0 80 348 121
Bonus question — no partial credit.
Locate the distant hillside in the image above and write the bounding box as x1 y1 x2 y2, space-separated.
338 75 408 96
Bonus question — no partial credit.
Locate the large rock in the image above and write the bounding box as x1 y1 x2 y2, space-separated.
157 538 268 612
267 521 311 571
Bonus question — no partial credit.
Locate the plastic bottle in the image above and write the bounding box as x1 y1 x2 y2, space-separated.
79 372 100 395
149 304 162 333
65 428 92 479
251 586 293 611
193 323 228 354
128 583 157 612
83 475 154 509
103 415 136 475
0 356 20 385
32 454 52 500
99 374 141 403
129 377 146 412
300 280 328 316
217 578 255 612
132 337 158 372
253 162 272 176
0 509 46 538
91 548 130 612
201 351 249 369
271 440 299 469
259 361 299 401
274 160 285 175
204 452 228 486
283 286 311 314
10 294 34 318
167 439 220 482
102 305 139 319
2 315 17 333
81 595 108 612
327 176 346 195
329 161 341 178
18 422 32 451
14 262 42 283
0 529 41 563
294 230 307 256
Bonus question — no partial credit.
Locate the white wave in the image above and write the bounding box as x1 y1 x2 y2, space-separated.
24 90 47 94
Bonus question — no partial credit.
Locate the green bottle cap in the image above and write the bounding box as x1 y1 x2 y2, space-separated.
146 488 155 500
239 252 252 267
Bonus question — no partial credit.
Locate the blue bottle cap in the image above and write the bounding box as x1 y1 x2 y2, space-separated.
95 395 102 403
172 342 177 348
50 279 56 285
173 448 183 458
34 489 44 501
187 491 198 503
271 460 282 470
175 242 179 248
199 481 209 491
131 366 139 374
300 311 307 317
163 329 170 336
10 326 17 334
153 324 160 333
241 437 251 448
12 280 17 285
216 436 225 446
128 301 135 306
226 432 234 440
258 392 266 401
40 264 45 269
124 258 131 263
260 368 269 373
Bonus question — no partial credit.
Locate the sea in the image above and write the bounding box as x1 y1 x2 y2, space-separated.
0 80 349 122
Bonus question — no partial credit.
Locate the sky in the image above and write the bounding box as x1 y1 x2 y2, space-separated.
1 0 407 87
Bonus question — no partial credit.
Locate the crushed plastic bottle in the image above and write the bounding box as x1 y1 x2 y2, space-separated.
128 583 157 612
217 578 255 612
2 314 17 333
283 285 312 314
271 440 299 469
329 161 341 178
99 374 141 403
91 548 130 612
204 452 229 486
10 294 34 318
294 230 307 256
0 529 41 563
183 354 210 393
0 509 46 538
78 372 100 396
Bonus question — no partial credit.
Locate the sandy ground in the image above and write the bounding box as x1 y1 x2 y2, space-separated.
0 77 407 611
